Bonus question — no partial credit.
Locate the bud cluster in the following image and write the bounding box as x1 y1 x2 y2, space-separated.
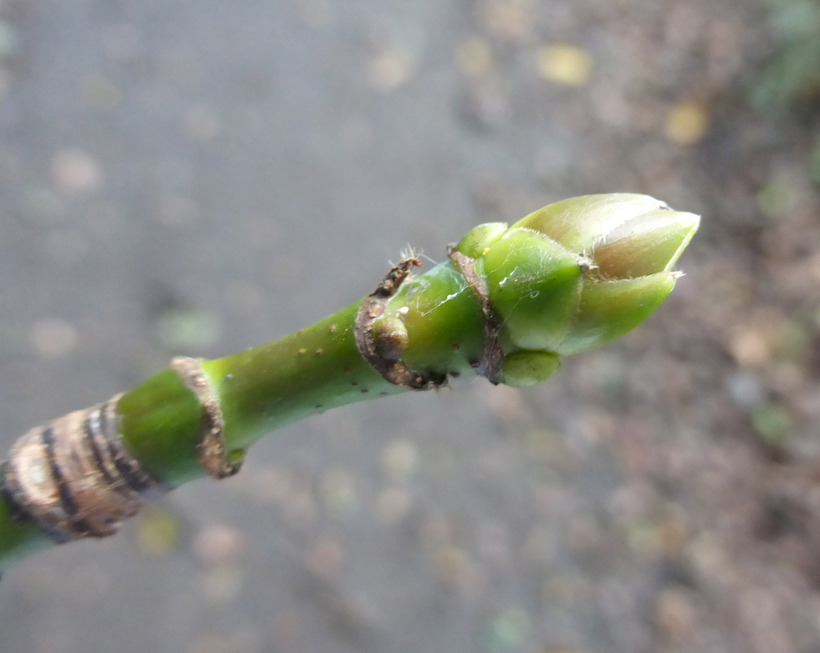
454 194 699 386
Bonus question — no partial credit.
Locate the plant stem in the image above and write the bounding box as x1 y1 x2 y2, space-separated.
0 496 51 569
118 257 486 487
0 259 478 570
0 194 699 575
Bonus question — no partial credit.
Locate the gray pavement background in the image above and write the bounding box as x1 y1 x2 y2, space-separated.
2 1 820 652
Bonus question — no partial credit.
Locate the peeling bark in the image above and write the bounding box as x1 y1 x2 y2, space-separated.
0 396 161 542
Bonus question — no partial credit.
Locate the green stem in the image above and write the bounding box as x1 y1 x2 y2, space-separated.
0 194 699 574
118 259 479 488
0 488 51 569
0 260 482 570
207 303 399 455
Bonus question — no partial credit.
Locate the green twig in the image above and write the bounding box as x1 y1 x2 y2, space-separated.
0 194 699 574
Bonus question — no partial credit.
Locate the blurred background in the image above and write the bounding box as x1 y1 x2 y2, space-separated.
0 0 819 651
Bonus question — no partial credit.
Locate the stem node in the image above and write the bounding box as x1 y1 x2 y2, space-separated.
355 258 447 390
170 357 241 480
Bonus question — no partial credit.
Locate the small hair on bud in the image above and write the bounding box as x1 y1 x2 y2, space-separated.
398 245 425 266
